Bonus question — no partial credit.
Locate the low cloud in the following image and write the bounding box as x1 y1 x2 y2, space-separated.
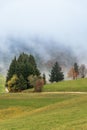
0 37 77 75
0 0 87 74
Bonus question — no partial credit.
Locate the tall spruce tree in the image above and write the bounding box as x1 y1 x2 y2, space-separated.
49 62 64 82
29 54 40 76
74 62 79 79
43 73 46 84
6 56 17 83
74 63 79 73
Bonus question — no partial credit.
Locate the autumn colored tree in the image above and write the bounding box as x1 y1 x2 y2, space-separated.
35 78 44 92
28 75 44 92
7 74 19 92
68 63 79 80
68 67 76 80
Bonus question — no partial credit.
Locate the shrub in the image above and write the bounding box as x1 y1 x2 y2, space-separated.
7 75 19 92
28 75 44 92
35 78 44 92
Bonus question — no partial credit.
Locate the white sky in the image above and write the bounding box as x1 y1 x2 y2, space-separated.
0 0 87 52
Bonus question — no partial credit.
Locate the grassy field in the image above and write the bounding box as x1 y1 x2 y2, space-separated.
43 78 87 92
0 75 5 93
0 93 87 130
0 77 87 129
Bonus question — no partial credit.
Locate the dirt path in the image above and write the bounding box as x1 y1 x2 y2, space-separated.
42 92 87 94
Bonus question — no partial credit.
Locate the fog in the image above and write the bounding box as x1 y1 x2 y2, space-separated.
0 0 87 75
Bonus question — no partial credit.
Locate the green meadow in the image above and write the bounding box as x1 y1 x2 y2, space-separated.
0 93 87 130
43 78 87 92
0 77 87 130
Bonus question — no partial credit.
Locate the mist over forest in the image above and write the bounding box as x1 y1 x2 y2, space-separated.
0 37 77 76
0 0 87 76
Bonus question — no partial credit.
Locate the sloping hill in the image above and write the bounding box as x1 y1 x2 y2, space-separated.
0 93 87 130
43 78 87 92
0 75 5 93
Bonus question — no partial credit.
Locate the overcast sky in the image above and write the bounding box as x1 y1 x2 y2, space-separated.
0 0 87 58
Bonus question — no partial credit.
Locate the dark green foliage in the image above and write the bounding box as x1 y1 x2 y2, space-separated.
74 62 79 79
6 56 17 83
74 63 79 74
16 75 27 91
6 53 40 92
43 73 46 84
49 62 64 82
16 53 40 78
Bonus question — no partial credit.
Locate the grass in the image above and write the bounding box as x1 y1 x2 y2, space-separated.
0 77 87 129
0 93 87 130
0 75 5 93
43 78 87 92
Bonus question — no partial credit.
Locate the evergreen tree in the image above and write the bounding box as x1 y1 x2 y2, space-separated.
74 63 79 73
6 56 17 83
74 62 79 79
16 75 27 91
49 62 64 82
16 53 40 78
43 73 46 84
29 54 40 76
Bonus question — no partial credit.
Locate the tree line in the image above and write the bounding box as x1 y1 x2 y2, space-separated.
68 63 87 79
49 62 87 82
6 53 87 92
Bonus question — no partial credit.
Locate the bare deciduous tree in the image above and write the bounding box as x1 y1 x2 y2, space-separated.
79 64 87 78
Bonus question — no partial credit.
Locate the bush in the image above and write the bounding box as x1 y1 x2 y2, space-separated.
35 78 44 92
7 74 27 92
28 75 44 92
7 75 19 92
